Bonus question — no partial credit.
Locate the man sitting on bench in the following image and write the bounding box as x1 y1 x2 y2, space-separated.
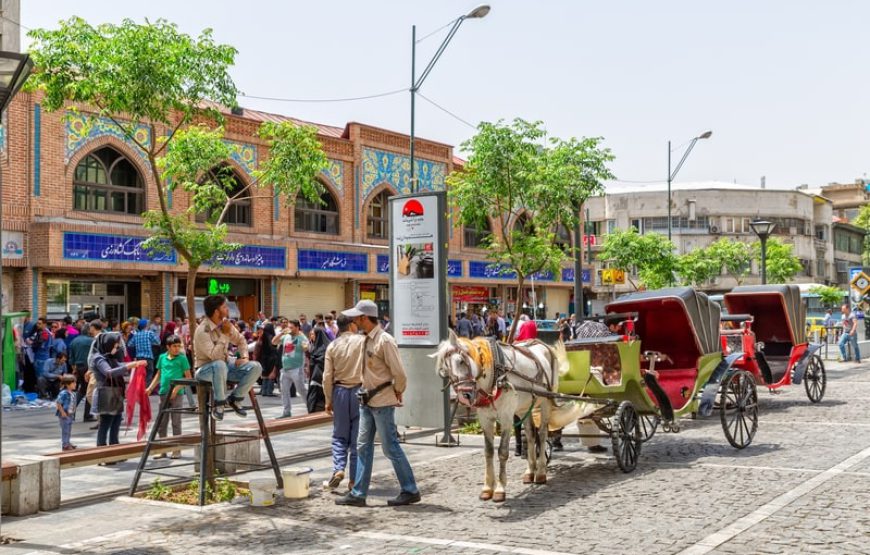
193 295 262 421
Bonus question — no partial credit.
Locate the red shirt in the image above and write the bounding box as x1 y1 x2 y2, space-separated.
514 320 538 341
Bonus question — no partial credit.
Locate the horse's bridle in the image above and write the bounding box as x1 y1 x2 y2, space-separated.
440 345 501 408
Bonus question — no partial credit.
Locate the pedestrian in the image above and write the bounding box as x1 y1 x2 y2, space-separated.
323 314 338 340
496 309 507 341
119 322 135 362
324 314 365 492
51 327 68 360
382 314 391 334
455 312 473 338
306 327 331 413
90 332 147 451
274 319 309 418
160 321 177 348
63 316 80 345
335 300 421 507
131 319 160 391
254 323 280 397
838 304 862 363
470 314 485 338
193 295 262 421
147 335 191 459
514 314 538 341
39 352 68 400
298 314 312 336
55 374 78 451
68 321 100 421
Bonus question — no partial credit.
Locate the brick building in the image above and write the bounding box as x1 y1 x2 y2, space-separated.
0 92 579 323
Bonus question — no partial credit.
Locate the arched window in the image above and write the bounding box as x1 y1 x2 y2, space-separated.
555 224 572 252
73 147 144 215
513 213 533 234
464 218 492 248
295 190 339 234
367 190 390 239
195 166 251 226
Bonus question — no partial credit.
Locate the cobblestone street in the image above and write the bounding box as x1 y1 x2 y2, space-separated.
5 360 870 554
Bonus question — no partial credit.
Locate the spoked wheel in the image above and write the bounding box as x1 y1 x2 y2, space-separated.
719 370 758 449
638 414 660 443
611 401 642 473
804 355 826 403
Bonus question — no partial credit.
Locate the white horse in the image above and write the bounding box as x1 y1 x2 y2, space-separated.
432 331 567 502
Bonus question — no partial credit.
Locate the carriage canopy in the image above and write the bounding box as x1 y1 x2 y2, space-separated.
724 284 806 346
606 287 721 368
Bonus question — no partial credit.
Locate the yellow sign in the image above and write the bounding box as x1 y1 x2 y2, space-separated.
360 291 377 301
602 268 626 285
851 271 870 296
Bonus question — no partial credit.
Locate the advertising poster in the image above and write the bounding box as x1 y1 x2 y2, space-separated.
389 192 446 346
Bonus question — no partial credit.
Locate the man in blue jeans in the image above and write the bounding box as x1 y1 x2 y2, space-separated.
838 304 862 363
193 295 262 421
335 300 421 507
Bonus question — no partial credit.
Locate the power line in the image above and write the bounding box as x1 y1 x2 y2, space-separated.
1 14 31 31
416 92 477 130
239 88 406 103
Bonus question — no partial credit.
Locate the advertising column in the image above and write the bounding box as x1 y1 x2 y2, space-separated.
389 192 450 431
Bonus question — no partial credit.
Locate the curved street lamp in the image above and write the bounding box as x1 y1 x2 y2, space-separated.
410 6 490 192
667 130 712 241
750 219 776 284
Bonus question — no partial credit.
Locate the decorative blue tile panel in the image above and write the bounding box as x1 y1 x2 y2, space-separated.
322 159 344 195
468 261 516 280
360 147 446 200
448 259 463 278
530 270 555 282
376 254 390 274
65 111 152 168
561 268 591 283
225 140 257 179
0 119 5 152
298 249 368 273
63 232 176 264
210 245 285 270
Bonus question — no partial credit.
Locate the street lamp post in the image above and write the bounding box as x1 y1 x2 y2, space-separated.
410 5 490 193
0 50 34 535
667 130 712 241
750 220 776 284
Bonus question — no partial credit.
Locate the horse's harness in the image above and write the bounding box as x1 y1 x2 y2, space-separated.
444 338 555 409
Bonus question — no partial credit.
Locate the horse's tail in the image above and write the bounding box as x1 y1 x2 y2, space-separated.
552 340 569 379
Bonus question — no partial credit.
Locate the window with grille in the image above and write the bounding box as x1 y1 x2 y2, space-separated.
195 166 251 226
367 190 390 239
295 191 339 234
463 219 491 248
73 147 144 215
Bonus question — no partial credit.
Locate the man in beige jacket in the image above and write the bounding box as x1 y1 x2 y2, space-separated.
335 300 421 507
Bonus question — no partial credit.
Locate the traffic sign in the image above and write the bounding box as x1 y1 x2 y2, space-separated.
602 268 626 285
850 271 870 296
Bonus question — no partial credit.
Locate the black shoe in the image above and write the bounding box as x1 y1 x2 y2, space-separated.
83 417 96 422
226 396 247 417
587 445 608 453
335 493 366 507
553 441 564 452
211 402 225 421
387 491 421 506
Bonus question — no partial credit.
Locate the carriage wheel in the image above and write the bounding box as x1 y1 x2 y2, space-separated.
638 414 660 443
611 401 642 473
719 370 758 449
804 355 826 404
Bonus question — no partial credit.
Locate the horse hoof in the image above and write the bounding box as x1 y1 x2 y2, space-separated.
492 492 506 503
522 473 533 484
479 490 493 501
534 475 547 484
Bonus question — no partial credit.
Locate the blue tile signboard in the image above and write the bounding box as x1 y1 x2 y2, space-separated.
298 249 368 273
447 259 463 278
376 254 390 274
468 261 516 280
211 245 286 270
63 232 176 264
561 268 592 284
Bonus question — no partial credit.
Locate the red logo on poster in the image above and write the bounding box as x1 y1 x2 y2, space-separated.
402 199 425 217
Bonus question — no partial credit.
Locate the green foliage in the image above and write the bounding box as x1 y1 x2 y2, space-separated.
752 237 802 284
214 478 239 503
856 204 870 264
810 285 845 308
459 419 483 435
675 248 721 287
447 118 613 337
599 228 677 290
145 478 171 500
705 238 752 284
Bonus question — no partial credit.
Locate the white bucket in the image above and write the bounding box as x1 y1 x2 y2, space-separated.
249 478 276 507
281 467 313 499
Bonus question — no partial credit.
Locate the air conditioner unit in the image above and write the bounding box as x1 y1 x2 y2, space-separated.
709 225 721 234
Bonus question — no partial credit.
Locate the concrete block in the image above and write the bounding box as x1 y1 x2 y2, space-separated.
8 459 40 516
1 479 10 514
17 455 61 511
194 429 261 475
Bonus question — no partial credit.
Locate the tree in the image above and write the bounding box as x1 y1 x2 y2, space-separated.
28 18 328 330
855 203 870 264
447 119 613 340
599 228 678 290
810 285 845 308
675 248 721 287
705 238 752 285
752 237 802 284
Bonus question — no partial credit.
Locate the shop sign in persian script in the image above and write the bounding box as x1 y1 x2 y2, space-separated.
390 193 444 346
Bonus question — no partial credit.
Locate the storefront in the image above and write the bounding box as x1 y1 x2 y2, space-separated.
177 276 261 322
452 284 499 317
46 278 142 322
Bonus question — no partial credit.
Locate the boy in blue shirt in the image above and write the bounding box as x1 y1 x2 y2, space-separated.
55 374 78 451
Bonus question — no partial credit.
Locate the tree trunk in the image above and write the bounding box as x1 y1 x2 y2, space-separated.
507 275 526 343
186 264 200 337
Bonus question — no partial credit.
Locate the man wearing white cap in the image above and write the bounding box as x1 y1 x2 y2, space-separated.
335 299 421 507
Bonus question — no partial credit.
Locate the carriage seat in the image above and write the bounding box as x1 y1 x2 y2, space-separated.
560 341 623 393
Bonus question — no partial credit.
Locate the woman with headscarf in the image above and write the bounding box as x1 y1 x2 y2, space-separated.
254 323 280 397
160 321 177 348
305 327 331 413
88 332 147 451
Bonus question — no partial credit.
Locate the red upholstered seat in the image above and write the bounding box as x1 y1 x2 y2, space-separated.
649 368 697 411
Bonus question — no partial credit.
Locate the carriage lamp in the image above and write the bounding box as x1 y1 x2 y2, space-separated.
749 220 776 284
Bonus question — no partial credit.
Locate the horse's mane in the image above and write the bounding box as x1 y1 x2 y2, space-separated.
458 337 494 373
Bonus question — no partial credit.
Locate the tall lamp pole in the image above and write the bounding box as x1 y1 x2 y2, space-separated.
0 50 34 536
667 130 712 241
410 5 490 193
750 220 776 284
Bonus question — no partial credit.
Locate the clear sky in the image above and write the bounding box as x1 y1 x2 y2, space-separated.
17 1 870 191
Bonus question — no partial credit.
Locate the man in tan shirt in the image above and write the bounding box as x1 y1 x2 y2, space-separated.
193 295 261 421
323 314 365 491
335 300 420 507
